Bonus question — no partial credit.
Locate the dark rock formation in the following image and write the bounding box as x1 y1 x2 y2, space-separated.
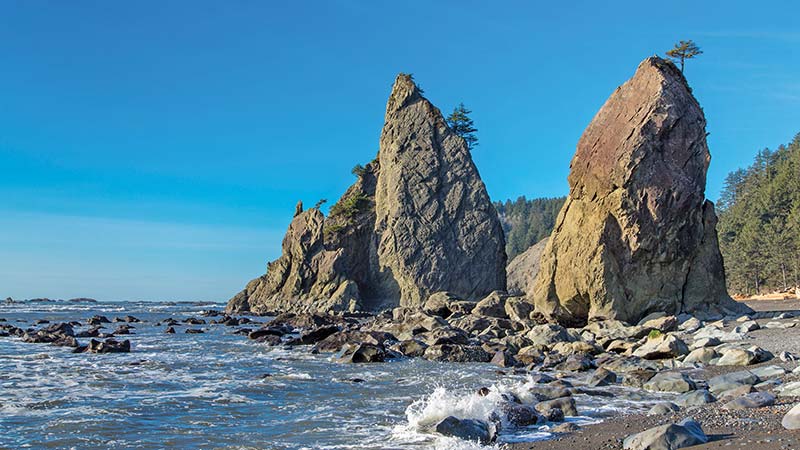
228 74 506 315
531 57 750 326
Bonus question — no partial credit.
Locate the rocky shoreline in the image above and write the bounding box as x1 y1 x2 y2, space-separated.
2 297 800 447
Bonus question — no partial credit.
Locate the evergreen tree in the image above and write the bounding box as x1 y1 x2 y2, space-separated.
718 132 800 294
495 196 566 259
666 40 703 72
446 103 479 150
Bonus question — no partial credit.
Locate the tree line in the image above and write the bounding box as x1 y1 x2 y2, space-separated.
495 196 565 260
717 133 800 295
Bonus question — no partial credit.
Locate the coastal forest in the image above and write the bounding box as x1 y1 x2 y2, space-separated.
717 133 800 295
494 196 565 260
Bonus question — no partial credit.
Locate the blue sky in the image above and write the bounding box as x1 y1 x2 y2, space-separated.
1 1 798 301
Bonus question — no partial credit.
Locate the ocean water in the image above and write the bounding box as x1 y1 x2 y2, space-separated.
0 300 670 449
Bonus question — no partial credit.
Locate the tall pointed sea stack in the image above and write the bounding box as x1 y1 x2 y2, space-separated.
531 57 748 326
227 74 506 315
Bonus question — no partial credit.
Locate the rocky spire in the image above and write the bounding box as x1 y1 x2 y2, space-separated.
226 73 506 314
531 56 750 325
372 73 507 307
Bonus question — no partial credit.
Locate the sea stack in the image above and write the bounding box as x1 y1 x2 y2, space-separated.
531 56 749 326
227 74 506 315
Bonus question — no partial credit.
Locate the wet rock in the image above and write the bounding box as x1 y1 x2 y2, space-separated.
554 354 594 372
423 344 492 363
113 325 134 335
588 367 618 387
643 371 696 393
535 396 578 417
116 315 141 323
288 325 339 346
86 338 131 353
501 403 542 426
527 385 571 401
623 418 708 450
165 326 176 334
490 350 518 368
183 317 206 325
185 329 204 334
540 406 564 422
88 315 111 325
75 326 103 338
722 391 775 410
34 319 50 325
390 339 428 357
434 416 494 445
339 343 385 363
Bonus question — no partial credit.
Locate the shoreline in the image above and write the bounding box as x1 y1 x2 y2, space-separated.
510 298 800 450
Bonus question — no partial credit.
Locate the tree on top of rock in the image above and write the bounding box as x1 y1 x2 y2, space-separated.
446 103 478 150
666 40 703 72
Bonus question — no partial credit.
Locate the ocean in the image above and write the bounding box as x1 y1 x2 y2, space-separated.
0 300 669 449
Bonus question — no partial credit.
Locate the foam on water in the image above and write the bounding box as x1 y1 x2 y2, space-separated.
0 300 672 449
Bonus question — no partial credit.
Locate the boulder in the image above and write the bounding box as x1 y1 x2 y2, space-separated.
644 372 696 393
782 403 800 430
623 418 708 450
506 237 549 296
472 291 508 319
422 344 492 363
675 390 715 407
535 396 578 417
504 296 534 323
633 334 689 360
227 73 506 314
722 392 775 410
339 343 385 363
85 338 131 354
434 416 494 445
648 402 680 415
526 324 573 347
715 348 756 366
531 56 750 326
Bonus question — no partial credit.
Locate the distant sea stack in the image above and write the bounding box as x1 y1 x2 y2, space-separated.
531 56 749 326
227 74 506 315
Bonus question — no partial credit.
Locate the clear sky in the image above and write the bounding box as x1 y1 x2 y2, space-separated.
1 1 798 301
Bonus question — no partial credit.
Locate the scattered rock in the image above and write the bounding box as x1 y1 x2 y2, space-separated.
623 418 708 450
434 416 494 445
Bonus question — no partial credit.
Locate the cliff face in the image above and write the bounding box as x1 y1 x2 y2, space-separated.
227 74 506 314
531 57 748 326
373 75 507 307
